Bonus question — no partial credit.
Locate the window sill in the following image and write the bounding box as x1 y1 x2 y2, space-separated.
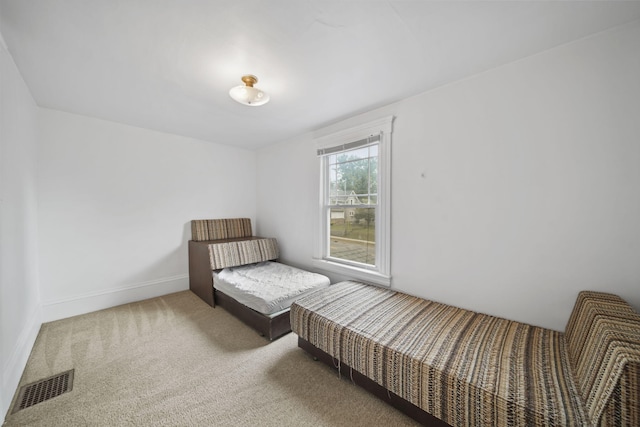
311 258 391 287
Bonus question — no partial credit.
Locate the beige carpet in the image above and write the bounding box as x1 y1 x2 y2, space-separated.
4 291 419 426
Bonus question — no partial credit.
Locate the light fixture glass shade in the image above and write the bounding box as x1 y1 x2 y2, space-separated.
229 75 270 106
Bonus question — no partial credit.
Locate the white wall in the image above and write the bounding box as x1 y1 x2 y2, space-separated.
256 21 640 331
38 109 257 321
0 37 42 418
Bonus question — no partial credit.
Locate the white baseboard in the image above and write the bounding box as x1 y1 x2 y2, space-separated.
42 274 189 322
2 305 42 419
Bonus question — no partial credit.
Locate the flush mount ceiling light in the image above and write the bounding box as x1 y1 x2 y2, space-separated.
229 75 270 106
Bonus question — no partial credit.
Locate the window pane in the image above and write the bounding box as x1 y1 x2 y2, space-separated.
329 207 375 266
336 158 369 196
328 165 338 198
341 146 370 161
330 144 378 206
369 156 378 197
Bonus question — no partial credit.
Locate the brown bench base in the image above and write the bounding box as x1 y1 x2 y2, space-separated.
298 337 451 426
215 289 291 341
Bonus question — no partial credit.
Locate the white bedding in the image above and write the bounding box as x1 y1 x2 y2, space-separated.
213 261 330 315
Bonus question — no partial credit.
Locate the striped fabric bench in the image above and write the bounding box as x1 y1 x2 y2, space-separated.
291 281 640 426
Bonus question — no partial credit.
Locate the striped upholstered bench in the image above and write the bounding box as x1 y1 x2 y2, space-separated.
291 281 640 426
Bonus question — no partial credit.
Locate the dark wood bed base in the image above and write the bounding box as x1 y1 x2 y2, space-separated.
298 337 451 427
188 238 291 341
215 289 291 341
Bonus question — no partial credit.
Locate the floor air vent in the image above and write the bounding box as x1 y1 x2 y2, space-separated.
12 369 74 413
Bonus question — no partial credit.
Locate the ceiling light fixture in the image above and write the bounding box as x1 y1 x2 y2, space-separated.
229 75 270 106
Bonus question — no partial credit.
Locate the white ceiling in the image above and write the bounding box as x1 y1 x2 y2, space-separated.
2 1 640 150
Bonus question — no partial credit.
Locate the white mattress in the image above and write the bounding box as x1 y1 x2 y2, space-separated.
213 261 331 315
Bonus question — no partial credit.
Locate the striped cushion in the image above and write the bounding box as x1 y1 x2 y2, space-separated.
208 238 279 270
191 218 252 241
564 291 640 426
291 281 589 427
599 363 640 427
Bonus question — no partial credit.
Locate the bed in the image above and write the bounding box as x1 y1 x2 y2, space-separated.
291 281 640 426
188 218 330 340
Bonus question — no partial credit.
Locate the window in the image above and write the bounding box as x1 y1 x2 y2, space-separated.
313 116 393 286
326 144 377 265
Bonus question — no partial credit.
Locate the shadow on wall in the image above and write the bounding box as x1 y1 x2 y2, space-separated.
182 220 192 245
118 221 193 288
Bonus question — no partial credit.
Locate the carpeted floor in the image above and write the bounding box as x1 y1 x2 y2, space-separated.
4 291 418 426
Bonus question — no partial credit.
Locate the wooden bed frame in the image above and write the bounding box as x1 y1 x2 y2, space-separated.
188 238 292 340
215 289 292 340
188 218 296 341
298 337 451 427
188 237 266 307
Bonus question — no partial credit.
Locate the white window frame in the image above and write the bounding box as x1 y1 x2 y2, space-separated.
313 116 393 286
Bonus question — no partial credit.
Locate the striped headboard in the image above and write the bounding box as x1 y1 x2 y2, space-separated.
190 218 279 269
191 218 252 241
208 238 279 270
